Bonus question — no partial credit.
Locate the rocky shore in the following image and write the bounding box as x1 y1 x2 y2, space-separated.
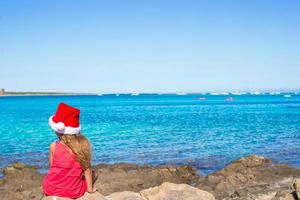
1 155 300 200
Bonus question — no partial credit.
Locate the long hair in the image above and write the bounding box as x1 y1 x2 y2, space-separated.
59 134 92 170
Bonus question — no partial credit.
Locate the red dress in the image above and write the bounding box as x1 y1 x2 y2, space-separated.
42 141 87 198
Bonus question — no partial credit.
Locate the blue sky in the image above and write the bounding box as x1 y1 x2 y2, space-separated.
0 0 299 93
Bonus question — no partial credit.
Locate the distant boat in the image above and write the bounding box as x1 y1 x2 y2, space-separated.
251 91 261 95
131 93 140 96
225 97 235 101
220 92 229 95
97 93 103 96
176 92 187 95
210 92 220 95
231 92 246 95
284 94 291 98
198 97 207 100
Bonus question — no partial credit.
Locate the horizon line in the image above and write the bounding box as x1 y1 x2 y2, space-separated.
1 89 300 95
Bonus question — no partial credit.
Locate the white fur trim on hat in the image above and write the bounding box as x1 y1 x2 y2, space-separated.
49 116 81 135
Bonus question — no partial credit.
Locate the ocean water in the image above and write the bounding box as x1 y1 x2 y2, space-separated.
0 93 300 175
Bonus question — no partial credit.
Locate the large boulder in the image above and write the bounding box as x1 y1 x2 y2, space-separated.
42 183 215 200
196 155 300 199
43 196 73 200
140 182 215 200
93 163 199 195
77 192 107 200
106 191 144 200
42 192 107 200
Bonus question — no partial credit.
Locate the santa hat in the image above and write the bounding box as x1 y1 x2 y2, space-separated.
49 102 81 134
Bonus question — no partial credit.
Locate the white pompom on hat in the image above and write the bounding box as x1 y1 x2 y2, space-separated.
49 102 81 134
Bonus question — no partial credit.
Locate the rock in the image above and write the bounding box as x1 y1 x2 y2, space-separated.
41 184 215 200
238 154 270 168
0 162 199 200
13 163 26 169
207 174 223 184
293 178 300 199
140 182 215 200
42 192 107 200
93 163 199 195
0 163 44 200
106 191 144 200
272 190 295 200
77 192 107 200
42 196 73 200
1 155 300 200
2 163 26 176
3 162 38 177
2 166 16 176
196 155 300 199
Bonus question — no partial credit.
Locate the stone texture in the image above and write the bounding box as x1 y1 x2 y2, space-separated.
293 178 300 199
272 190 295 200
42 192 107 200
106 191 144 200
0 163 44 200
140 182 215 200
196 155 300 199
77 192 107 200
43 196 73 200
1 155 300 200
93 163 199 195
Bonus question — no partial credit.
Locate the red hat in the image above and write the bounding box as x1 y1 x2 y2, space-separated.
49 102 81 134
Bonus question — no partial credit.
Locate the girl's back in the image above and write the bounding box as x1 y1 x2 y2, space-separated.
42 141 87 198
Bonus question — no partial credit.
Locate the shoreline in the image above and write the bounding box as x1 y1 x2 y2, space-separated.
1 157 299 176
0 91 299 97
1 154 300 199
0 93 97 97
1 157 300 177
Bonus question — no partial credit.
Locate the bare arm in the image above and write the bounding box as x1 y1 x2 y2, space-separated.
84 168 95 193
49 142 55 166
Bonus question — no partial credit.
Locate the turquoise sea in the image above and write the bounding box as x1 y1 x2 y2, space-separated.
0 93 299 175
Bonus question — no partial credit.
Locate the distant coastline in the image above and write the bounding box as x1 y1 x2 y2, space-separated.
0 88 96 97
1 88 299 97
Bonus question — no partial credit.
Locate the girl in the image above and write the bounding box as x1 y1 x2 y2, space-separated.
42 103 96 199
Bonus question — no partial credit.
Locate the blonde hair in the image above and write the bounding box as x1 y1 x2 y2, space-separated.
59 134 92 170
